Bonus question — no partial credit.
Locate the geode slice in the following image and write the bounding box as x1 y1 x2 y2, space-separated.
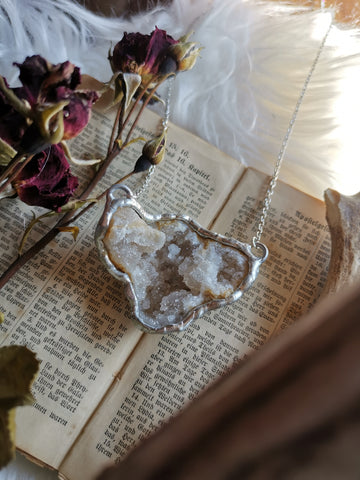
95 185 268 333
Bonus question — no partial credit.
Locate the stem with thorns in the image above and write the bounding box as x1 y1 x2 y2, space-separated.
0 77 166 289
0 167 137 289
0 153 34 195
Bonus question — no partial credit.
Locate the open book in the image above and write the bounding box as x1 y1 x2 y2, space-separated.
0 99 330 479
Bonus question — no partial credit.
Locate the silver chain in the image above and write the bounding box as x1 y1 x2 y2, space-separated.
133 75 175 198
252 18 332 249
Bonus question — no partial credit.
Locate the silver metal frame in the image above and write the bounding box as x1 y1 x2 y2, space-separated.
95 184 268 333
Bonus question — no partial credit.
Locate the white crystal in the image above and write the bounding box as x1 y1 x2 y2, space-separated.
103 207 249 329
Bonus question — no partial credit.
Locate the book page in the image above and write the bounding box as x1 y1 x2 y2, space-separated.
0 106 244 469
60 170 330 479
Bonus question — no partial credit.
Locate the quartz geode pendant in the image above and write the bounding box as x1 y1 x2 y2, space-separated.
95 185 268 333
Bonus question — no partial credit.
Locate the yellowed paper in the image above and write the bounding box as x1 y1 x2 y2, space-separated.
0 106 244 472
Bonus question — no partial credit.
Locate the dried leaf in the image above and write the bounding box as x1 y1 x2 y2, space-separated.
0 409 16 468
0 138 17 166
111 73 141 110
122 136 147 149
57 198 97 213
122 73 141 111
0 345 39 468
57 225 79 241
18 210 58 256
19 198 97 254
61 141 102 166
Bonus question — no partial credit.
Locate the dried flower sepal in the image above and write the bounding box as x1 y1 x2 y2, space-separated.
112 73 142 110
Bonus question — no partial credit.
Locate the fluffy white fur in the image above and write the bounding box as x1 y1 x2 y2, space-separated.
1 0 360 478
0 0 359 199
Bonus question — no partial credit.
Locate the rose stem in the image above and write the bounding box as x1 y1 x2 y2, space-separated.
0 154 34 195
0 77 166 288
0 165 139 289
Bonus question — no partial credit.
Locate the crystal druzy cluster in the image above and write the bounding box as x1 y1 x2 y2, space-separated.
103 208 249 329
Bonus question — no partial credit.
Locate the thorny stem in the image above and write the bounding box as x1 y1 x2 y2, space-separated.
123 76 169 148
67 170 135 225
0 153 27 190
107 95 125 157
107 78 154 157
0 78 166 289
0 154 34 195
115 78 153 144
0 158 137 289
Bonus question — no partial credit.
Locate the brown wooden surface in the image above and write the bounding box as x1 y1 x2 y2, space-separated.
84 0 360 25
97 281 360 479
82 0 170 17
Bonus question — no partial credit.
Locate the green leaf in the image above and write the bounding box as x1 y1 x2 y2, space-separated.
0 345 39 469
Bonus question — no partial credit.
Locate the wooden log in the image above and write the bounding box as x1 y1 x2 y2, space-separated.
97 280 360 479
322 189 360 295
82 0 171 17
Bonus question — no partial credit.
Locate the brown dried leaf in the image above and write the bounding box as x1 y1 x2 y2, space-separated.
0 345 39 468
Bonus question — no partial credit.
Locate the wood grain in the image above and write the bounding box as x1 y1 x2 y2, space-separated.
84 0 360 25
97 280 360 479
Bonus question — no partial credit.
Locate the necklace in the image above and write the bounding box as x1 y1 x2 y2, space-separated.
95 18 332 333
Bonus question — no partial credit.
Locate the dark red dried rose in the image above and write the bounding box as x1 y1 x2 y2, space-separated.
0 55 98 154
109 27 178 82
13 144 78 211
14 56 81 105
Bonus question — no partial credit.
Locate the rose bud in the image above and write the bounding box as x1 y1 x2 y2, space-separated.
13 144 78 211
133 154 153 173
168 41 202 72
142 131 166 165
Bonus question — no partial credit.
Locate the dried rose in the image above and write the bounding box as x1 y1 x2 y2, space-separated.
15 55 98 140
109 27 178 84
13 144 78 211
15 56 80 104
0 55 98 155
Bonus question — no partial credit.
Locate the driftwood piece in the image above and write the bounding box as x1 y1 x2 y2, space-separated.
323 189 360 295
97 280 360 480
